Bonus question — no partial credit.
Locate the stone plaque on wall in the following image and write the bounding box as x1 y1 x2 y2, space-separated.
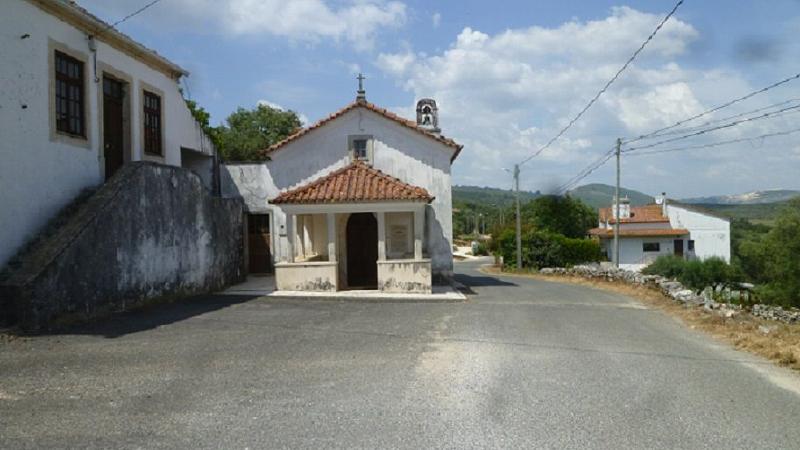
389 224 408 255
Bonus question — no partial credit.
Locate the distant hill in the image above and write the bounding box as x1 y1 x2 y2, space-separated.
681 189 800 205
678 201 794 224
453 185 540 207
567 183 654 210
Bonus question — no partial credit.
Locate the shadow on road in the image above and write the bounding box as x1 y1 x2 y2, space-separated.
454 272 517 295
25 294 260 339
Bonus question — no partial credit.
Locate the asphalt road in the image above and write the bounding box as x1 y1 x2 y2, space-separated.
2 258 800 449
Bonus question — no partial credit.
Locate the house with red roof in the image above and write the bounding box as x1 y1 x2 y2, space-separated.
589 194 730 271
221 86 462 293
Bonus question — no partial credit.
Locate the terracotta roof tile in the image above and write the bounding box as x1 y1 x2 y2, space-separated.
599 204 670 224
588 227 689 237
259 99 463 162
270 161 434 204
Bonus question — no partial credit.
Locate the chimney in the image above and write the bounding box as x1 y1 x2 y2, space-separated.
614 196 631 220
658 192 667 216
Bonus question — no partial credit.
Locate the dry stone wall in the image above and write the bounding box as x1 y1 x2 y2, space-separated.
540 264 799 324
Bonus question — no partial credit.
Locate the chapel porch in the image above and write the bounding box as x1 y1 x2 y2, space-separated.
270 161 434 294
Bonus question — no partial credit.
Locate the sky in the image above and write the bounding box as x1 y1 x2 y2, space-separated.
79 0 800 198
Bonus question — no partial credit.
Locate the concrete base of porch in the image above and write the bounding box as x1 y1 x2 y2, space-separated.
267 284 465 302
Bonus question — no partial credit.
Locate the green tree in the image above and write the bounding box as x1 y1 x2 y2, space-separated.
521 195 597 238
216 104 302 162
756 198 800 305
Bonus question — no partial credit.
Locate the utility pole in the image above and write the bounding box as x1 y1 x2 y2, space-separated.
614 138 621 268
514 164 522 269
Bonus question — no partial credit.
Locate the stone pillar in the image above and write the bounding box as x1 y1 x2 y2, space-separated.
286 213 295 263
414 208 424 260
327 213 336 262
377 211 386 261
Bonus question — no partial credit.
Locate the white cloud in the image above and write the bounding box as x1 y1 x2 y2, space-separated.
432 12 441 28
375 6 800 196
376 51 416 78
81 0 406 50
257 99 309 125
613 82 704 132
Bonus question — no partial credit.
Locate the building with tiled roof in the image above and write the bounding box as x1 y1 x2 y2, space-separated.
589 194 730 271
1 0 218 269
271 161 434 204
222 83 463 293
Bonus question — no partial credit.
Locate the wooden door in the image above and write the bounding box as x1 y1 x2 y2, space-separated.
248 214 273 273
103 77 125 181
346 213 378 289
674 239 684 258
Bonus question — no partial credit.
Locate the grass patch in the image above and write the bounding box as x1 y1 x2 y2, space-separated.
482 265 800 371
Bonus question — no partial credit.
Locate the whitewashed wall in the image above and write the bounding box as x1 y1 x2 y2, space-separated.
602 237 678 270
667 204 731 262
221 106 456 274
0 0 211 267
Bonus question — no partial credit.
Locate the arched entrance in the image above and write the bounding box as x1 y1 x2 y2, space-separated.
346 212 378 289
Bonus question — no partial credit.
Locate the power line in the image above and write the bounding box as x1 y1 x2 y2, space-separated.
558 152 614 194
634 98 800 139
517 0 684 166
557 125 799 201
555 148 616 194
555 104 800 196
98 0 163 36
622 103 800 153
623 71 800 144
625 127 800 156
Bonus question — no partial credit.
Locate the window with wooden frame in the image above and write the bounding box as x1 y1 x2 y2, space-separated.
143 91 162 156
353 139 368 160
54 51 85 137
348 134 373 164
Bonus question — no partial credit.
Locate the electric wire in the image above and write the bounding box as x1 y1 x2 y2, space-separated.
517 0 684 166
623 72 800 144
622 103 800 153
555 147 616 194
635 98 800 139
625 127 800 156
555 108 800 194
97 0 164 37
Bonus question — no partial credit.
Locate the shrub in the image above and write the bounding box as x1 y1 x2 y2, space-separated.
642 255 685 279
679 259 710 291
644 255 741 292
498 229 602 269
473 241 489 256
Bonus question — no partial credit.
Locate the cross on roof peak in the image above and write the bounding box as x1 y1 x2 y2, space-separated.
356 72 366 100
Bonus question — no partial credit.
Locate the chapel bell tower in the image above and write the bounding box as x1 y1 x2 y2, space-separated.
416 98 440 133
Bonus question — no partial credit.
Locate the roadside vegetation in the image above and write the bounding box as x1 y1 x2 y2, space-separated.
643 256 743 292
644 198 800 307
488 195 602 269
732 198 800 307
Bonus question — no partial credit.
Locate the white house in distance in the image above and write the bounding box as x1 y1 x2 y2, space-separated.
0 0 216 268
222 88 462 294
589 194 731 271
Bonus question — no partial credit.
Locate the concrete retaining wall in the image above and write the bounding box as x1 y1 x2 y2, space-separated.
0 162 244 330
275 262 338 292
378 259 432 294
